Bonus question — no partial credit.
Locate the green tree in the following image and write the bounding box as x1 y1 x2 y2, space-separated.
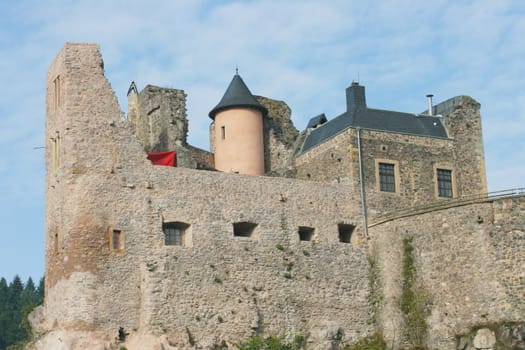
0 277 9 349
0 275 45 349
20 278 36 306
6 275 25 345
36 277 44 305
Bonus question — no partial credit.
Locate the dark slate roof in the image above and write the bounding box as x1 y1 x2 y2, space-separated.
209 74 268 119
300 107 449 154
306 113 327 129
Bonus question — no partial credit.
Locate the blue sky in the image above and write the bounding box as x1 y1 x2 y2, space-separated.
0 0 524 282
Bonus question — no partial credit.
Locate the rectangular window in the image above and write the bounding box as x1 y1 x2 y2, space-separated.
165 226 182 245
379 163 396 192
221 126 226 140
111 229 123 251
233 222 257 238
53 76 61 112
437 169 453 198
338 223 355 244
298 226 314 241
163 222 190 246
51 131 60 171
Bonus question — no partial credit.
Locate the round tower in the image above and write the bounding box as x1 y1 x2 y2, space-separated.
209 73 268 176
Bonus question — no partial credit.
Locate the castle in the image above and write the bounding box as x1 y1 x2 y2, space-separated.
32 43 524 350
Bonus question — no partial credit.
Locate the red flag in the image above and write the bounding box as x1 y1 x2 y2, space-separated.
147 151 176 167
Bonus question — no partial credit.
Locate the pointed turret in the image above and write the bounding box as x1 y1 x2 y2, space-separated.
209 74 268 119
209 73 266 176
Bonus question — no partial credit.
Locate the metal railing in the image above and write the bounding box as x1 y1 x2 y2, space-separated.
369 188 525 227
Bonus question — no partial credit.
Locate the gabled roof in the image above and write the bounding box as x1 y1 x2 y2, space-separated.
300 84 449 154
209 74 268 119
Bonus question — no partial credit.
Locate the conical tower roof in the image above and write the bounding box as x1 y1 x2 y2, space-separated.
209 74 268 119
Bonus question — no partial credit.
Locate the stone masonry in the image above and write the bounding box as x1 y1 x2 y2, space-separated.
369 195 525 349
34 43 524 350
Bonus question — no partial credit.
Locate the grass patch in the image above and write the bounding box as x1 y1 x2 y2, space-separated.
367 255 382 326
343 332 386 350
236 334 304 350
186 327 196 346
400 236 429 348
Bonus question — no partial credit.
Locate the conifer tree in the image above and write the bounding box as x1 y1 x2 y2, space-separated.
36 276 44 304
0 275 45 348
6 276 25 346
0 277 9 349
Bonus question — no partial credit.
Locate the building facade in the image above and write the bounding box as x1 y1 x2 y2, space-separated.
33 43 524 350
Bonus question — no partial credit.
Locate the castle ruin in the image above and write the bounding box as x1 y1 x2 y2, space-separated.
32 43 524 350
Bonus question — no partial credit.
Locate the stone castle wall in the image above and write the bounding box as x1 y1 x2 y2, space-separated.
369 195 525 349
45 43 151 330
128 85 188 152
43 43 372 348
255 96 299 174
128 84 215 170
40 43 522 350
128 167 371 347
441 96 488 196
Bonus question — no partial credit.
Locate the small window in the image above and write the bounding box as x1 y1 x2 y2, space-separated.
233 222 257 237
51 131 61 171
437 169 453 198
378 162 396 192
53 75 61 112
110 229 124 251
163 222 190 246
54 231 59 254
221 126 226 140
298 226 314 241
338 224 355 243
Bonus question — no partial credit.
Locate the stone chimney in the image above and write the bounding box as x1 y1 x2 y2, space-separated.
346 81 366 113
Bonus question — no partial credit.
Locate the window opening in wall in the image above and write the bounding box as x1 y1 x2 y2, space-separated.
221 125 226 140
437 168 453 198
54 232 59 254
53 75 61 111
233 222 257 237
379 162 396 192
163 222 190 246
111 229 123 251
51 131 61 171
338 223 355 243
298 226 314 241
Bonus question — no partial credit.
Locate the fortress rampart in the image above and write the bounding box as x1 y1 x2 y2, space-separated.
370 195 525 349
34 43 524 350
